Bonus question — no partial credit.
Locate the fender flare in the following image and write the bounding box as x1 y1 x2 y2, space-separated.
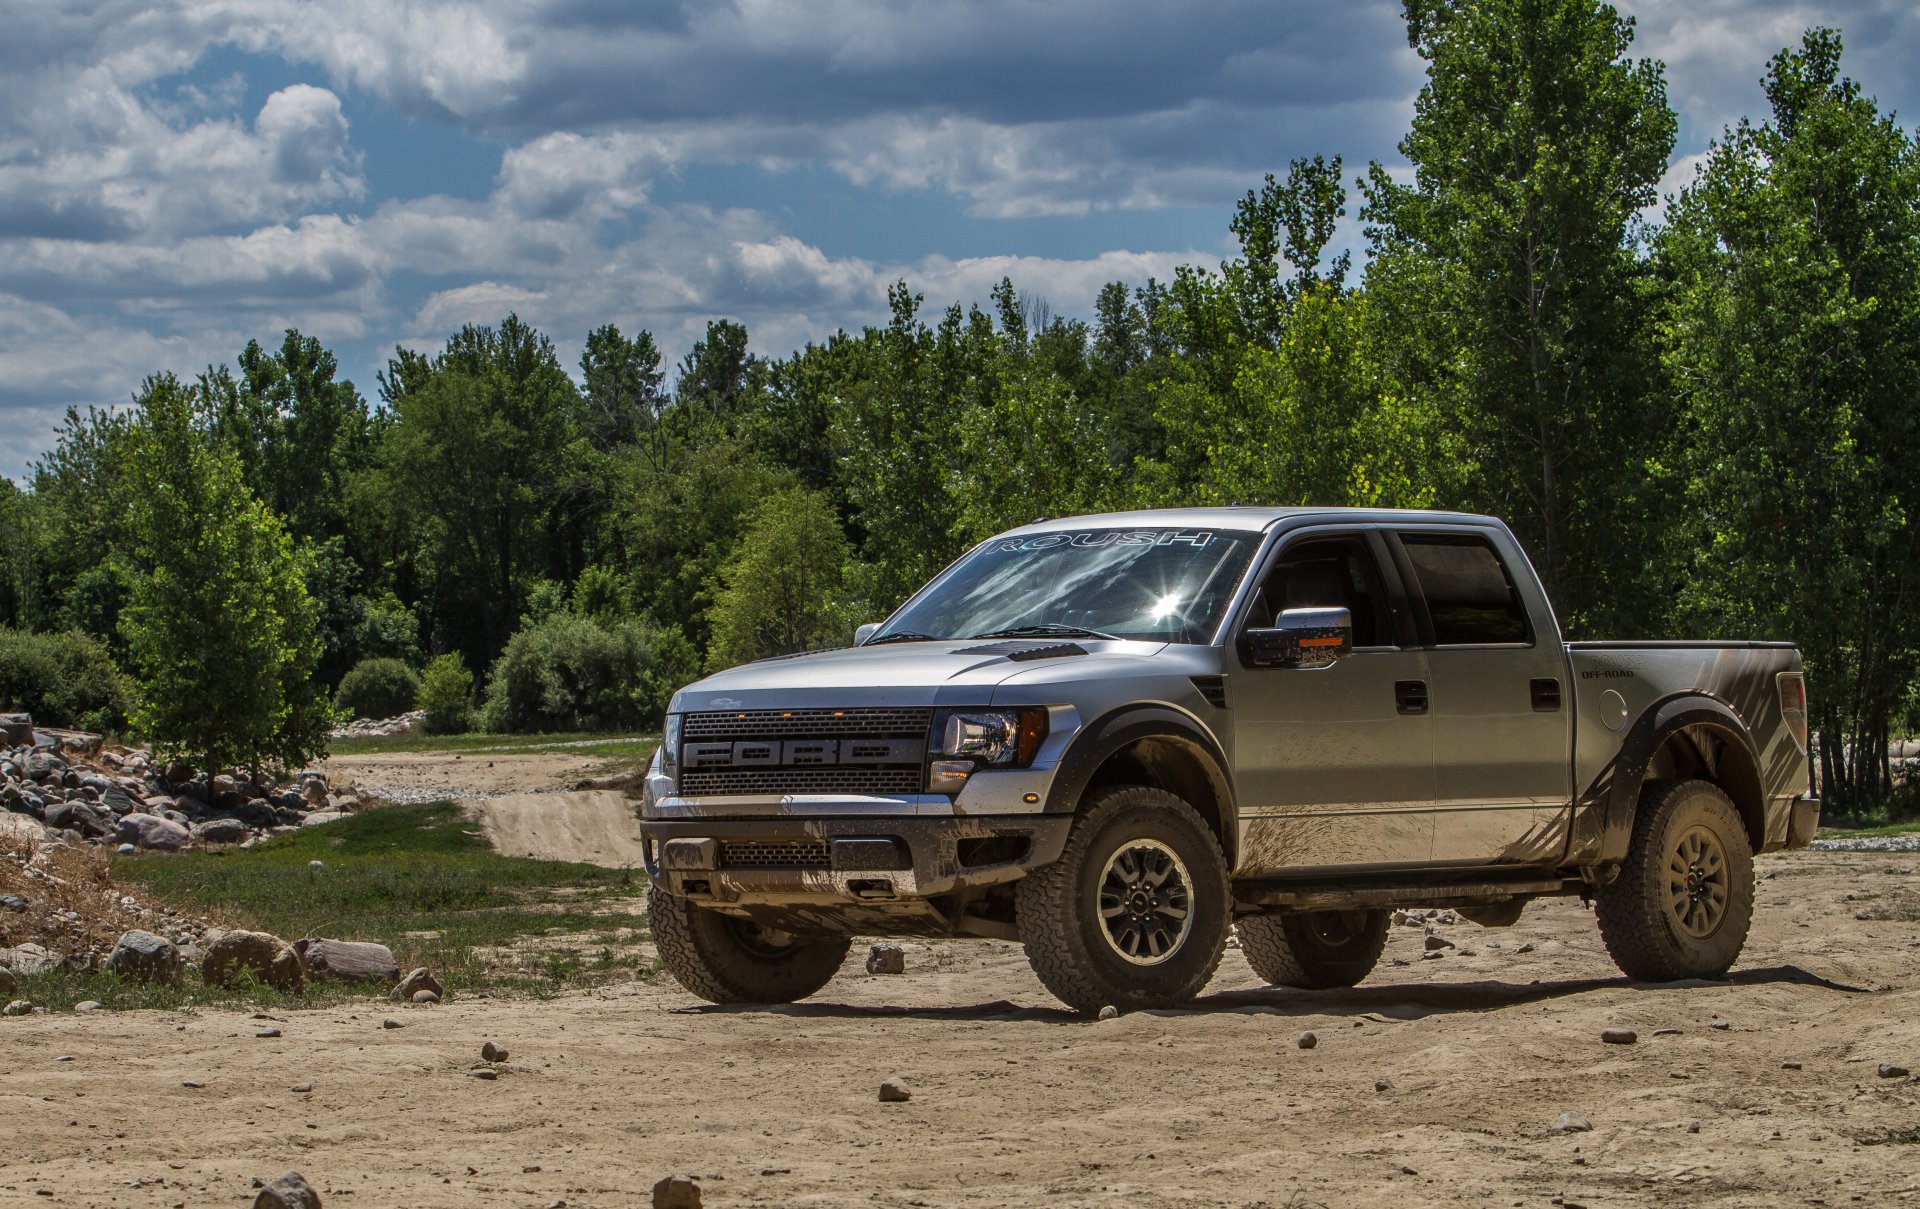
1581 692 1765 866
1043 704 1239 865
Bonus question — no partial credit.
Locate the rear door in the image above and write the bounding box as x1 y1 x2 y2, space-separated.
1388 527 1573 867
1231 527 1435 875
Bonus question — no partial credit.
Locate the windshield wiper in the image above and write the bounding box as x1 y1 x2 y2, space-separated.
862 630 941 645
969 623 1123 641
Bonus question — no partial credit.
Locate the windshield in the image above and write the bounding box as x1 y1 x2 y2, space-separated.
875 527 1260 645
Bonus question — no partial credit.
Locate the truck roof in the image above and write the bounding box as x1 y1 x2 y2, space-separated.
1002 506 1505 537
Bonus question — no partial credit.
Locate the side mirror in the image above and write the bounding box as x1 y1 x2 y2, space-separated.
1243 606 1353 668
854 622 882 646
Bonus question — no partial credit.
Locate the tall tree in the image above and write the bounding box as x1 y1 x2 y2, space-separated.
1659 29 1920 813
119 374 327 778
580 323 667 454
1364 0 1675 631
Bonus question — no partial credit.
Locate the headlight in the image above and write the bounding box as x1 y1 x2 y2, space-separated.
659 714 682 788
930 708 1049 767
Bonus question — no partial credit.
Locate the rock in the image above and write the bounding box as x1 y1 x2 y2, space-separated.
0 816 49 845
1551 1112 1593 1133
1781 1061 1802 1070
1514 942 1535 954
0 943 57 975
202 930 305 991
1878 1063 1911 1079
191 818 250 845
301 812 347 827
1600 1028 1638 1045
1375 1078 1394 1091
0 894 26 911
48 799 114 838
293 939 400 984
0 712 31 744
257 1027 282 1038
412 989 440 1004
391 967 443 1001
291 1083 312 1093
4 999 32 1016
300 779 330 806
1424 934 1454 951
382 1018 403 1029
865 942 906 975
481 1041 509 1062
252 1170 322 1209
1296 1030 1318 1050
105 930 183 983
116 843 135 855
116 812 190 850
1097 1005 1119 1021
74 1000 101 1013
879 1077 912 1102
1709 1020 1732 1031
652 1175 702 1209
469 1067 497 1079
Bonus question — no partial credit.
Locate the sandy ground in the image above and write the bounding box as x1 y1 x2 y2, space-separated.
4 764 1917 1207
468 790 650 867
320 749 629 803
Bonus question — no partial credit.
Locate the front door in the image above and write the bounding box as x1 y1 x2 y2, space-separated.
1232 529 1436 876
1390 529 1574 867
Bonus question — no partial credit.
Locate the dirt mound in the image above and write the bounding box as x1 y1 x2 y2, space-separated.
0 833 226 971
465 791 648 867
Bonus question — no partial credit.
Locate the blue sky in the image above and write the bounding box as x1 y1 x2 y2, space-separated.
3 0 1917 480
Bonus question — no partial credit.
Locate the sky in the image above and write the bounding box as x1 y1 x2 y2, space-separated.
2 0 1917 481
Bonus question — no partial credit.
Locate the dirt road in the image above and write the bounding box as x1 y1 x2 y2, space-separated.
2 841 1917 1207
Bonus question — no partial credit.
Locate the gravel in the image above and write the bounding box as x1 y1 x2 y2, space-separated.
1810 834 1920 852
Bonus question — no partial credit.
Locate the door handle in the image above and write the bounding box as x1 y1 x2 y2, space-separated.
1395 680 1428 715
1531 677 1562 712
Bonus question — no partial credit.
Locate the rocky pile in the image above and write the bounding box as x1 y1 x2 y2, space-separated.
328 710 424 740
1 712 361 852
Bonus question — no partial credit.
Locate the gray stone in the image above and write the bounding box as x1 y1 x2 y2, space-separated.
469 1067 497 1079
652 1175 701 1209
252 1170 322 1209
411 989 440 1004
1097 1005 1119 1021
0 816 49 845
391 967 443 1001
1375 1078 1394 1091
0 713 31 744
1551 1112 1593 1133
300 811 347 827
0 943 56 975
382 1017 403 1029
301 778 329 806
1600 1028 1638 1045
202 930 305 991
48 799 114 838
878 1077 912 1102
116 812 190 850
481 1041 509 1062
74 1000 101 1013
3 999 31 1016
1296 1030 1318 1050
865 942 906 975
191 817 250 845
1423 933 1454 951
293 938 399 984
105 930 183 982
1878 1063 1911 1079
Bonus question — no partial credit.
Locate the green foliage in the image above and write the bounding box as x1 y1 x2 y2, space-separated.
1657 28 1920 812
480 612 689 733
335 656 421 721
118 374 329 777
0 626 133 732
416 653 475 735
705 487 862 671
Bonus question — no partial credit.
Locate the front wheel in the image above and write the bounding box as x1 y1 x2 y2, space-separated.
1238 909 1389 989
1016 785 1231 1014
1595 779 1755 981
647 885 851 1004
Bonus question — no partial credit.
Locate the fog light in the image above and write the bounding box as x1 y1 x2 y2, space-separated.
927 759 974 795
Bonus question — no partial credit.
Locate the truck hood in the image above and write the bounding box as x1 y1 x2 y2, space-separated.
672 639 1170 712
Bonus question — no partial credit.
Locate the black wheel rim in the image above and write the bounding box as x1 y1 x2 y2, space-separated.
723 916 800 957
1096 839 1195 966
1667 824 1730 939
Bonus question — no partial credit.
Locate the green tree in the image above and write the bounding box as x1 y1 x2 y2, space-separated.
1658 29 1920 813
705 487 861 671
119 374 328 778
417 653 475 735
580 323 667 454
1364 0 1676 631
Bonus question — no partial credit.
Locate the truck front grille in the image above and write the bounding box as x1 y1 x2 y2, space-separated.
681 767 925 798
678 707 931 798
720 840 830 869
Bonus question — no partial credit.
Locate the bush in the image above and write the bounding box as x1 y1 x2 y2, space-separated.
480 614 694 734
705 486 861 671
0 626 133 732
335 657 420 721
417 654 475 735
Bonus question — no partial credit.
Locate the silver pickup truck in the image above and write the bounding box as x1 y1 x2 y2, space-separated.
639 508 1819 1013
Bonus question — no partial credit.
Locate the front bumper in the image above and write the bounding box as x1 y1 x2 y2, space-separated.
639 813 1071 910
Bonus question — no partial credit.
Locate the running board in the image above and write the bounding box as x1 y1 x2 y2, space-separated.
1233 876 1577 912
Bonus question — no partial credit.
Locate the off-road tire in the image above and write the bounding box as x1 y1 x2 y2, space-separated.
1238 909 1389 989
1595 779 1755 982
647 885 851 1004
1016 785 1231 1014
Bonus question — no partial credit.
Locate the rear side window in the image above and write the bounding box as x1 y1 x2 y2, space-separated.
1400 535 1530 645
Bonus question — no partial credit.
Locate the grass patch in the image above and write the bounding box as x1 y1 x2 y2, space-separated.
1861 1127 1920 1146
30 801 657 1011
1819 819 1920 838
327 731 658 761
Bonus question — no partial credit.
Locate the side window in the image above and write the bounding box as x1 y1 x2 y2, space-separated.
1400 534 1530 646
1246 535 1395 648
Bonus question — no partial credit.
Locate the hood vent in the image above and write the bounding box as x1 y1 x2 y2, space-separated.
952 641 1089 662
1190 674 1229 709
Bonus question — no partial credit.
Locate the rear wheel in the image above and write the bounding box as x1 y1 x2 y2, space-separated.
1595 779 1754 981
647 885 851 1004
1238 909 1389 989
1017 785 1230 1014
